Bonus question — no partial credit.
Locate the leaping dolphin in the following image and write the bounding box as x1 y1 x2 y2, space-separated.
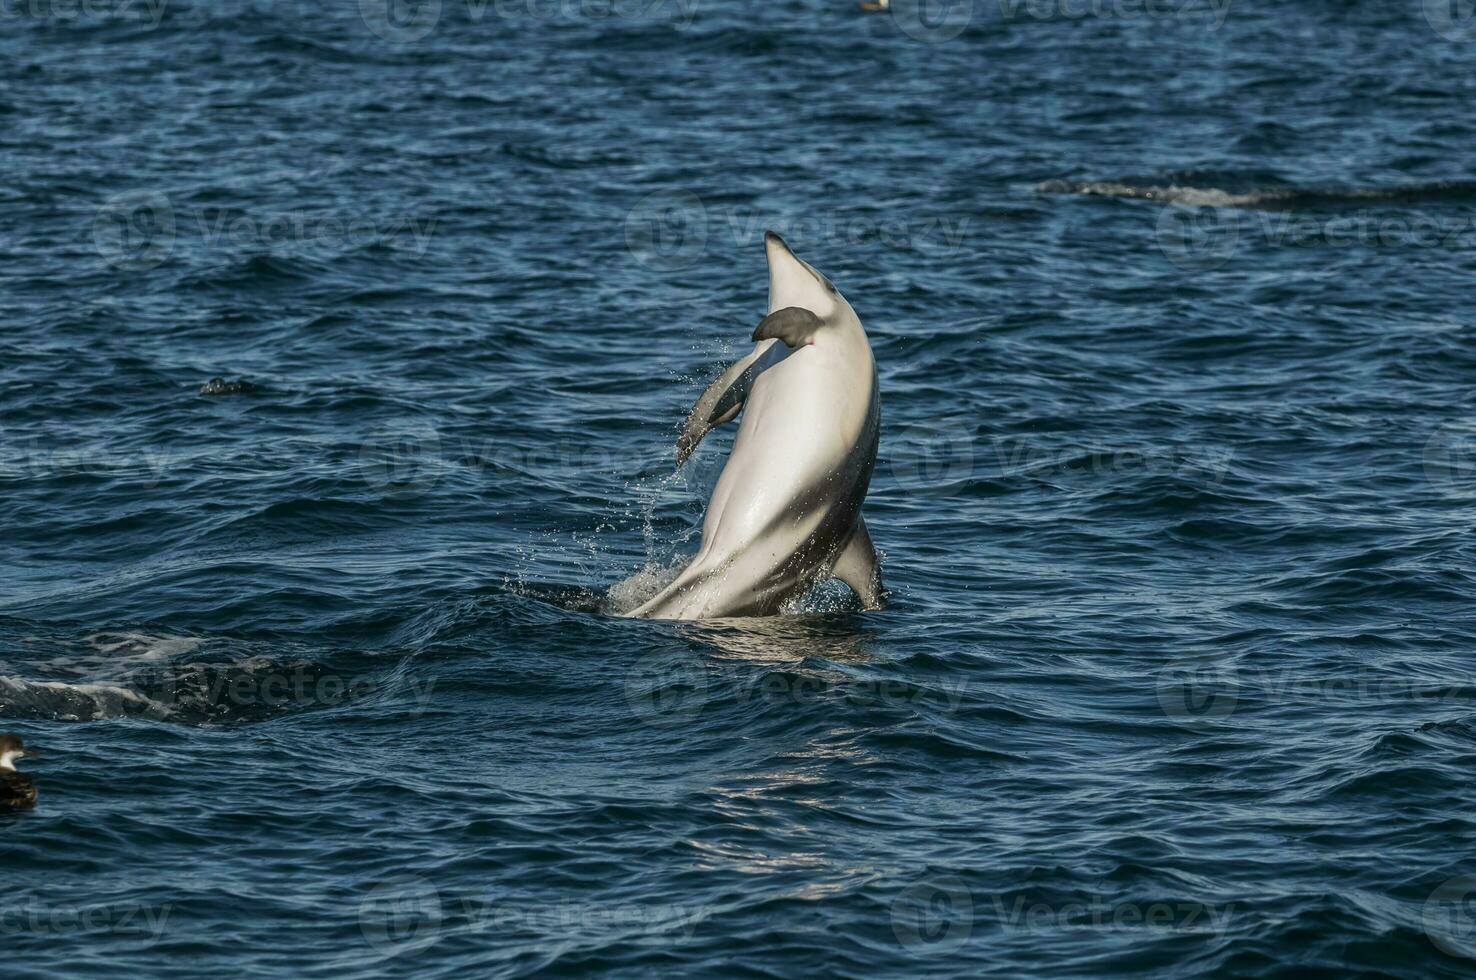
625 231 884 620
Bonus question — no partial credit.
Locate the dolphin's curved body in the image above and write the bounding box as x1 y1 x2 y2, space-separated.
626 232 883 620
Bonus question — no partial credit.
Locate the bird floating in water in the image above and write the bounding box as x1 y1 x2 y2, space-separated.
0 734 38 812
857 0 890 10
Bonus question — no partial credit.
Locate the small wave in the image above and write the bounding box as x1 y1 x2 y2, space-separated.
500 141 637 170
213 497 387 538
501 579 612 616
0 628 412 725
1037 177 1476 210
180 254 326 291
22 632 206 683
88 631 205 661
0 675 173 722
249 34 371 65
0 657 415 726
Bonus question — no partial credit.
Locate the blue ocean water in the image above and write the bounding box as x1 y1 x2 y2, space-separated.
5 0 1476 974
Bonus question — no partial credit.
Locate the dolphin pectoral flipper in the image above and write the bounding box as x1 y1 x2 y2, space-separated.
752 307 823 349
676 350 762 466
832 519 884 610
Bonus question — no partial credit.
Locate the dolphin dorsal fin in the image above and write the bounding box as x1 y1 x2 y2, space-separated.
752 307 823 348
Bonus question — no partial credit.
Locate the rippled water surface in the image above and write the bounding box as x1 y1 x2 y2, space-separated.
5 0 1476 975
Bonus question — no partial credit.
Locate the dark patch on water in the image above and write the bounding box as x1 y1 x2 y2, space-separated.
199 377 262 396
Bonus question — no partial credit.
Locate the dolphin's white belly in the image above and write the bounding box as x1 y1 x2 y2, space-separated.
699 340 871 562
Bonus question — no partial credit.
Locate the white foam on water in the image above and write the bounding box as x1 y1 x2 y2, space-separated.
605 558 686 616
1037 179 1271 207
86 632 205 660
1037 177 1476 209
23 631 208 683
0 674 174 722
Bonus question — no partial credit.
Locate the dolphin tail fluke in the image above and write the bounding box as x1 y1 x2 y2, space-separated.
832 519 884 610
